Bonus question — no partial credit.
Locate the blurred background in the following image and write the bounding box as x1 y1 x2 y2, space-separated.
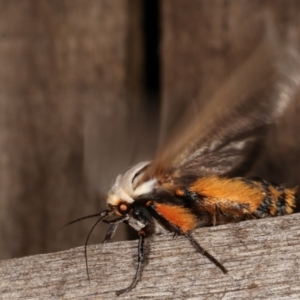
0 1 300 260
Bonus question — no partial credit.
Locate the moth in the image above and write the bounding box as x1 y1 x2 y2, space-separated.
67 34 300 296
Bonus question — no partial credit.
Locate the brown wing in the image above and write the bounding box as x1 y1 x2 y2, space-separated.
144 30 300 186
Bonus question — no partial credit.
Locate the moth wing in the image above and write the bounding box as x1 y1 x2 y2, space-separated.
145 31 300 186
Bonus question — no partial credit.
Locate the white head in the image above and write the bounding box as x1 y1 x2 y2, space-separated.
107 161 157 207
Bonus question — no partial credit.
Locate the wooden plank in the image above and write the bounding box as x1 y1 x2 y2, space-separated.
1 214 300 299
0 0 145 259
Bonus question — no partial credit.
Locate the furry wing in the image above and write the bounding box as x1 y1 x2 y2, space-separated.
146 33 300 186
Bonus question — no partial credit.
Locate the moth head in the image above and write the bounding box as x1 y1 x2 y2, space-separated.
107 161 157 213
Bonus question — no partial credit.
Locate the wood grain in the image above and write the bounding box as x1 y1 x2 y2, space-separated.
0 0 145 259
1 213 300 299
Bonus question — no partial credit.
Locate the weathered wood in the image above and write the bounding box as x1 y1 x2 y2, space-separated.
1 214 300 299
0 0 145 259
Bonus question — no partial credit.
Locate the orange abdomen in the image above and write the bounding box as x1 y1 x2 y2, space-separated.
177 176 299 222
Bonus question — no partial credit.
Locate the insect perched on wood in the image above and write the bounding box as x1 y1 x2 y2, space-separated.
66 33 300 295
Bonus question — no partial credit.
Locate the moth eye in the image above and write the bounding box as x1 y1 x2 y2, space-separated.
117 202 130 215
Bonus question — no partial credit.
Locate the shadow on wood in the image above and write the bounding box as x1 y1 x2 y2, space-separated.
1 213 299 299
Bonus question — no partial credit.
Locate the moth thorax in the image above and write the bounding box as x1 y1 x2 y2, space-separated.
107 161 157 206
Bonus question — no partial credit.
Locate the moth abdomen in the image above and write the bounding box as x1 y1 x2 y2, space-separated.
175 176 299 223
250 178 299 217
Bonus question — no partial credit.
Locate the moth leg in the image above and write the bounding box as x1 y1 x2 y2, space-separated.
103 215 129 224
116 231 145 296
148 201 226 273
185 233 227 274
102 224 118 243
102 216 129 243
212 214 217 226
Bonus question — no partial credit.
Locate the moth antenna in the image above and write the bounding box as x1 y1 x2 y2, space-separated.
60 210 110 231
84 211 111 281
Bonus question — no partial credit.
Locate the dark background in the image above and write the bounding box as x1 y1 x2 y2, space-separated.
0 1 299 260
